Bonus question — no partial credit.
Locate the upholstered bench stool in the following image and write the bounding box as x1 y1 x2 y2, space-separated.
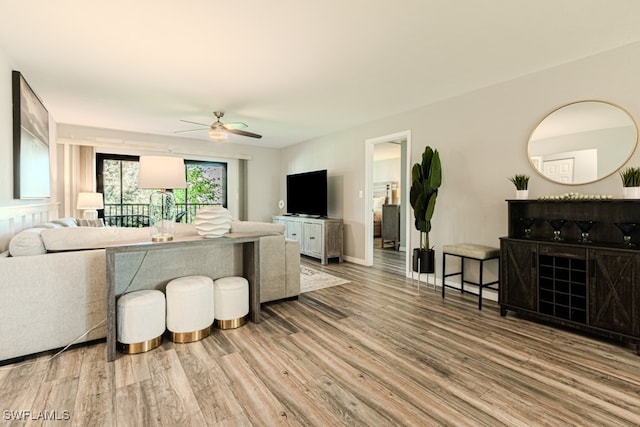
213 276 249 329
117 290 165 354
442 243 500 310
166 275 215 343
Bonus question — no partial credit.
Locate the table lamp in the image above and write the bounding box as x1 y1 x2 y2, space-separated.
77 192 104 219
137 156 186 242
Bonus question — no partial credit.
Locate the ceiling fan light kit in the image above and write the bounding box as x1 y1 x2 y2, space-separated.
208 129 228 141
176 111 262 141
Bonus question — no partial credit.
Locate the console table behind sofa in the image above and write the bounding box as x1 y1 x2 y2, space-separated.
106 234 262 361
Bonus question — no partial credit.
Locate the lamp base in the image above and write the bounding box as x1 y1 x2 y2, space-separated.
83 210 98 220
149 191 176 242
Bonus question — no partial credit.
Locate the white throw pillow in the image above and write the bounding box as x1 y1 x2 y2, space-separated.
33 222 63 229
51 217 78 227
8 228 47 256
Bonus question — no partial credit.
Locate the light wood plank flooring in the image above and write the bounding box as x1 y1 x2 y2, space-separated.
1 257 640 426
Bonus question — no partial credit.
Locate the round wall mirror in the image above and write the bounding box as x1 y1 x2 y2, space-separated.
528 101 638 185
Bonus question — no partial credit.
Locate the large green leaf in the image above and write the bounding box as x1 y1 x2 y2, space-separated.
421 147 434 178
424 191 437 221
411 163 422 184
428 151 442 189
409 181 423 208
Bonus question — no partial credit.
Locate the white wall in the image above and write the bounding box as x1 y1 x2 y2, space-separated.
373 158 401 184
0 48 61 251
0 48 13 201
280 42 640 269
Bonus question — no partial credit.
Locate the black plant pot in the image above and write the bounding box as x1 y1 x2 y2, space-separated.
412 248 435 273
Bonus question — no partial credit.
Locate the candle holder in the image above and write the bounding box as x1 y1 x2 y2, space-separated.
614 222 637 247
574 220 595 243
519 217 535 238
547 219 566 241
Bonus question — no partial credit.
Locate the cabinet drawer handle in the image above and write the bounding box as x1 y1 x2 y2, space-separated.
291 233 297 236
310 237 315 240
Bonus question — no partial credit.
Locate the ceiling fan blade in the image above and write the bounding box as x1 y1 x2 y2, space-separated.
173 127 209 133
223 122 248 130
179 119 210 127
228 128 262 139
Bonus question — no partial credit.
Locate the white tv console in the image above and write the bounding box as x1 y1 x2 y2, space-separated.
273 215 343 264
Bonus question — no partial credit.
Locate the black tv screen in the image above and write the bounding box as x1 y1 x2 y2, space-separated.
286 169 328 217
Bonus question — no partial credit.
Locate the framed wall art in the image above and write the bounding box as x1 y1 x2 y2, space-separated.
12 70 50 199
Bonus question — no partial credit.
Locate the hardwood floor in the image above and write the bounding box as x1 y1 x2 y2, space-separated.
2 255 640 426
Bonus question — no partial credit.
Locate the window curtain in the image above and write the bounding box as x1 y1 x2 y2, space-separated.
64 144 96 217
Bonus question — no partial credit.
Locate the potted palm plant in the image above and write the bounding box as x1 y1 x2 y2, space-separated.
620 167 640 199
508 174 530 199
409 146 442 273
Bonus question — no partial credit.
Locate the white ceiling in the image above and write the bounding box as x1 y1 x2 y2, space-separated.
1 1 639 149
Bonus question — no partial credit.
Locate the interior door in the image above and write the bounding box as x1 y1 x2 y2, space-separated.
543 158 574 183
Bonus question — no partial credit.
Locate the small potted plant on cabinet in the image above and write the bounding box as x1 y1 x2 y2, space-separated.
409 146 442 273
508 174 530 199
620 167 640 199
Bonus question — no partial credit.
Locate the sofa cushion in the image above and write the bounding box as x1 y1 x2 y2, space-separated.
9 228 47 256
41 224 199 252
230 221 284 235
41 227 153 251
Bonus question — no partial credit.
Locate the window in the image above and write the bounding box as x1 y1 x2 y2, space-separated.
96 154 227 227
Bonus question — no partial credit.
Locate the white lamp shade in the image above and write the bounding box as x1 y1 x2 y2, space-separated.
138 156 186 189
77 192 104 210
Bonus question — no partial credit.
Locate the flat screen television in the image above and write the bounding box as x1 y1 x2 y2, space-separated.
286 169 328 217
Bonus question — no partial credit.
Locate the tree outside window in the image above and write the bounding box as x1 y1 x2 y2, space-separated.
97 154 227 226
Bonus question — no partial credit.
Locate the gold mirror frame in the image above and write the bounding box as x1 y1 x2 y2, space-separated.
527 101 638 185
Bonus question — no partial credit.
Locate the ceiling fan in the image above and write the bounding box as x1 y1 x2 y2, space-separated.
175 111 262 140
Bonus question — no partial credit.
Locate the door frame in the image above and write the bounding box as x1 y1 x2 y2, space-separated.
364 130 412 275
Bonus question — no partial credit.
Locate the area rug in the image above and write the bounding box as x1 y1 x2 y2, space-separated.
300 266 350 293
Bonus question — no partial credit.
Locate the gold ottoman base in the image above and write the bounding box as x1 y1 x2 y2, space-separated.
214 315 248 330
168 325 211 343
117 335 162 355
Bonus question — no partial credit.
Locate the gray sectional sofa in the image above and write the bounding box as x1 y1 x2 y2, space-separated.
0 219 300 362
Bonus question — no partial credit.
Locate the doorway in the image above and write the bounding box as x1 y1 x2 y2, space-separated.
364 131 411 275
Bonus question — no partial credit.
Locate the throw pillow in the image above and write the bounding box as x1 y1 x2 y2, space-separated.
33 222 63 229
8 228 47 256
76 218 105 227
52 217 78 227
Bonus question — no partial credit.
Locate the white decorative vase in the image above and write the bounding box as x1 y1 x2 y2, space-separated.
623 186 640 199
194 206 232 238
515 190 529 200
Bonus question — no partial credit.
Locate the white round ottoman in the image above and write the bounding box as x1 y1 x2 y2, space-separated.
117 290 165 354
166 275 214 343
213 276 249 329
